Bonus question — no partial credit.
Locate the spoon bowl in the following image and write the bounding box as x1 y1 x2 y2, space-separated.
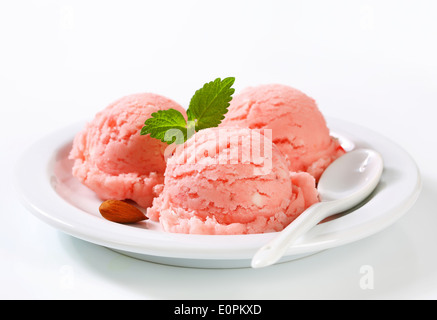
318 148 384 211
251 148 384 268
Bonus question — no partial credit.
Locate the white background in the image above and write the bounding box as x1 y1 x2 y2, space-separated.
1 0 437 299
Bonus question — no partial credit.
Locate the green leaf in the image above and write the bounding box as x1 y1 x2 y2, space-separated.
187 77 235 131
140 108 187 144
139 77 236 145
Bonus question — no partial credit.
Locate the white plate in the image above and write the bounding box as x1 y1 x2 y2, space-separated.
15 118 421 268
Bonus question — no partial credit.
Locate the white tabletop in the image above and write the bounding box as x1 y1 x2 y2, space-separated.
1 0 436 300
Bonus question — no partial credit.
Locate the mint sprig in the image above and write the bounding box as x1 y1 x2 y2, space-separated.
141 77 235 144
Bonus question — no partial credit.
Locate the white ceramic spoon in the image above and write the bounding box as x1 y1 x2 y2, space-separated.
251 148 384 269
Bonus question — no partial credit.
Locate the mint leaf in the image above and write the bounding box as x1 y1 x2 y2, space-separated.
140 77 236 145
140 108 187 144
187 77 235 131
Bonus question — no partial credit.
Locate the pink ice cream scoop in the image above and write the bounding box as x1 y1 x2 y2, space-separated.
220 84 345 181
69 93 186 208
147 127 319 235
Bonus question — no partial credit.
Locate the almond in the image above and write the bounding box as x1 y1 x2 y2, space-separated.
99 200 147 224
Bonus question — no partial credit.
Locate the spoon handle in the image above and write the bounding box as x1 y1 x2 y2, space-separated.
251 202 334 268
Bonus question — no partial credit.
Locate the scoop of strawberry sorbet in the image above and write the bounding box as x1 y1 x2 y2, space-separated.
147 127 319 235
69 93 186 208
220 84 345 181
